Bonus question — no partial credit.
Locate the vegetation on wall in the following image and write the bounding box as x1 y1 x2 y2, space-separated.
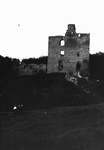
0 55 20 77
21 56 48 65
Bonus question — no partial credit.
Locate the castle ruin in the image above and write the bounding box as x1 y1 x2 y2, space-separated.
47 24 90 77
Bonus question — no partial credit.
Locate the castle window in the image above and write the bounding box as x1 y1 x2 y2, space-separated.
78 34 81 37
58 60 63 71
76 62 81 71
60 39 65 46
60 50 65 56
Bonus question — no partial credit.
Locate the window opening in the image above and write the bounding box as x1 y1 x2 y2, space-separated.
58 60 63 71
78 33 81 37
60 40 65 46
60 50 65 56
76 62 81 71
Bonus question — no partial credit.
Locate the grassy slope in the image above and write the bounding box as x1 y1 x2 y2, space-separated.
1 102 104 150
0 73 104 112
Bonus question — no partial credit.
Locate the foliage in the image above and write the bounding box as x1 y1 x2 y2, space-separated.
0 55 20 77
90 52 104 79
21 56 48 65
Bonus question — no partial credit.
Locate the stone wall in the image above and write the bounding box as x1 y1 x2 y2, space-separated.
47 24 90 77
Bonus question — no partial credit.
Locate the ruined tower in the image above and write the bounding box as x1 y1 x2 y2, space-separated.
47 24 90 77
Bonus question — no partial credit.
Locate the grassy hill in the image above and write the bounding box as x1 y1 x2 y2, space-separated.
0 73 104 112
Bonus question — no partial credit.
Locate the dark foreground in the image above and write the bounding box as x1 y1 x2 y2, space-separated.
1 103 104 150
0 74 104 112
1 74 104 149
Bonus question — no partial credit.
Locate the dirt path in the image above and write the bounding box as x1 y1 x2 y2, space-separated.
1 103 104 150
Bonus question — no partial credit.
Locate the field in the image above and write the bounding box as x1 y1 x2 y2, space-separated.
1 103 104 149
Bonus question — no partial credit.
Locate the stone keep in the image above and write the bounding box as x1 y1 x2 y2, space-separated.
47 24 90 77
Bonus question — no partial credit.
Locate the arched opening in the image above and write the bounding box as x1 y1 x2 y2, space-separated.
58 60 63 71
60 50 65 56
78 33 81 37
83 59 89 71
60 39 65 46
76 62 81 71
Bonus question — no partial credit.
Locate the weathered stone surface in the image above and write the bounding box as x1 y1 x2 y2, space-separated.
47 24 90 77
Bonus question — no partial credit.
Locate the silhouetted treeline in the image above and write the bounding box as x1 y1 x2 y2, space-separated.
90 52 104 79
1 53 104 79
0 55 48 77
0 55 20 77
21 56 48 65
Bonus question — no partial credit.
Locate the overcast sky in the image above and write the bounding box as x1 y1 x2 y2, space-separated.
0 0 103 59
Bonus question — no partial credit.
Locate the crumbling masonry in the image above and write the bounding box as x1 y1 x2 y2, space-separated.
47 24 90 77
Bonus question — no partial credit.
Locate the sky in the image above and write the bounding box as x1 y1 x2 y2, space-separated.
0 0 103 59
